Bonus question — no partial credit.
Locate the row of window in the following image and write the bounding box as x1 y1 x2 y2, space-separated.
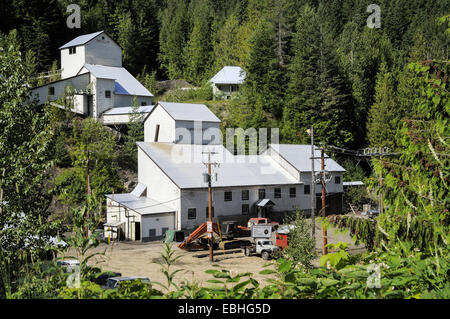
187 179 341 220
223 187 299 202
188 205 250 220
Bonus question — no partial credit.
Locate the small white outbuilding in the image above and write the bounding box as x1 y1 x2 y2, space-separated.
209 66 246 100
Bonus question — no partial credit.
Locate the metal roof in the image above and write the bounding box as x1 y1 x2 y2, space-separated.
268 144 346 172
137 142 301 189
157 102 221 123
343 181 364 186
82 64 153 97
59 31 104 49
256 199 276 207
102 105 154 116
105 184 175 215
210 66 246 84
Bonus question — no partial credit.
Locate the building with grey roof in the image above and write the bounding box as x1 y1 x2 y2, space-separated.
30 31 153 125
209 66 246 100
106 102 346 242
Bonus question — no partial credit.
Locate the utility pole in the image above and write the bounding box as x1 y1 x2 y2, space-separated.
321 145 328 255
307 126 316 236
203 151 218 263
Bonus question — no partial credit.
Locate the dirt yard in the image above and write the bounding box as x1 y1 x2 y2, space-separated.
61 222 366 288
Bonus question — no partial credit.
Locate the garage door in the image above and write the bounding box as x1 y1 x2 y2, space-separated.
142 212 175 241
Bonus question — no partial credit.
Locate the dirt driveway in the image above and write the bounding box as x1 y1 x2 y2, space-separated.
61 223 366 289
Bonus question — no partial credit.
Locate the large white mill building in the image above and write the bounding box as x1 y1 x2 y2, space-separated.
105 101 346 242
30 31 154 125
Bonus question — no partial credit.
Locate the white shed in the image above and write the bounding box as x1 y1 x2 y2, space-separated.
210 66 246 100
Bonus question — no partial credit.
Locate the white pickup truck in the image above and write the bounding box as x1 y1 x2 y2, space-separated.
243 238 280 260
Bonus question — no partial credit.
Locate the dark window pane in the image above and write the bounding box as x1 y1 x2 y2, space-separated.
188 208 196 219
224 191 232 201
242 190 249 201
242 204 249 215
290 187 296 197
304 185 310 195
258 189 265 199
274 188 281 198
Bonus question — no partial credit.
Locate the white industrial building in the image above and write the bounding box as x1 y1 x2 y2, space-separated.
29 31 154 125
105 101 346 242
209 66 246 100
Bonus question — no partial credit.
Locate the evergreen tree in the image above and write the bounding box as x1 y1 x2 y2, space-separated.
366 63 399 149
282 5 355 147
158 0 190 80
183 1 214 85
212 14 242 71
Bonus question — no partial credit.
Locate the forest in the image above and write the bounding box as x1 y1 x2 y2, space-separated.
0 0 449 300
0 0 449 149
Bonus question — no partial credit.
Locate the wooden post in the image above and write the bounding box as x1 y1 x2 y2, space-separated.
207 153 213 262
310 126 316 236
203 151 218 262
321 146 328 255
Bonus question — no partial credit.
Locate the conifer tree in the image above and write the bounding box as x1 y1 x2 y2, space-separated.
366 63 399 149
158 0 190 80
282 5 355 147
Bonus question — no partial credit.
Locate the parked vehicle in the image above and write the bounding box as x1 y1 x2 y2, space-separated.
103 276 151 289
243 238 280 260
362 209 380 217
247 218 279 230
91 271 122 286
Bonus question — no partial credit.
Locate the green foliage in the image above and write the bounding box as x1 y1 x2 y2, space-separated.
281 211 316 268
319 242 356 270
152 243 183 294
53 118 123 206
161 82 213 103
326 215 378 251
374 61 449 254
0 30 58 298
120 97 144 171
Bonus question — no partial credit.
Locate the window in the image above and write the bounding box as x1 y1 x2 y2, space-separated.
105 90 111 98
304 185 310 195
48 86 55 95
274 188 281 198
242 190 249 201
141 102 147 106
258 189 266 199
149 229 156 237
224 191 232 202
242 204 249 215
335 176 341 184
289 187 296 198
188 208 196 220
69 46 76 55
205 206 214 218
